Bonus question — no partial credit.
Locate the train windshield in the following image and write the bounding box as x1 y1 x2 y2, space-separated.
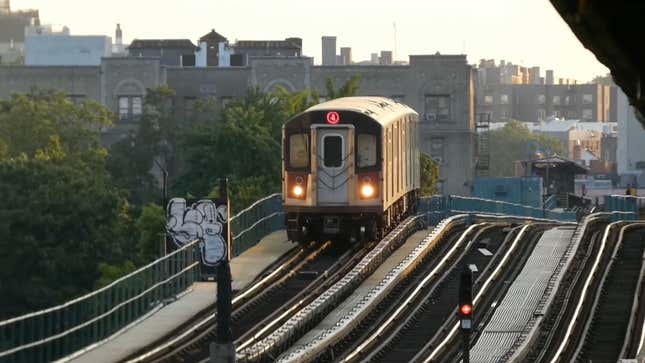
289 133 309 168
323 135 343 168
357 134 377 168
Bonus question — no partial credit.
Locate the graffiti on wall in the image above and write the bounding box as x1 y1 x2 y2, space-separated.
166 198 228 266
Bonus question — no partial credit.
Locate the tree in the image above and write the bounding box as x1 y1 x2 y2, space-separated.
0 91 111 164
135 203 166 262
106 86 176 207
325 75 361 99
420 153 440 195
0 157 135 318
488 121 565 176
0 91 137 318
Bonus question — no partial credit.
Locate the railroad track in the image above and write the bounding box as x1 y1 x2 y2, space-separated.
520 215 608 362
237 215 427 363
332 223 505 363
574 223 645 362
528 218 617 362
122 241 337 362
414 223 550 363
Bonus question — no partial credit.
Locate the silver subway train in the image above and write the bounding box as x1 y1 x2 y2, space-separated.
282 97 420 243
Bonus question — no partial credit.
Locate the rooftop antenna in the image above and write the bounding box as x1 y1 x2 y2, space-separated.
393 21 397 62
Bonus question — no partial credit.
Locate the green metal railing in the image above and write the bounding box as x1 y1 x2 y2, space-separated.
0 193 284 363
0 240 202 363
230 193 284 257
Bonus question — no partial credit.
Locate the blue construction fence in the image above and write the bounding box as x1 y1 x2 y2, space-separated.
419 195 578 224
602 195 644 220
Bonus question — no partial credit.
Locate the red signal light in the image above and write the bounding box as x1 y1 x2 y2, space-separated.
326 111 340 124
460 304 472 315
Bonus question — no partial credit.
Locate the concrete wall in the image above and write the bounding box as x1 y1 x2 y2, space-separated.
25 35 112 66
0 65 100 100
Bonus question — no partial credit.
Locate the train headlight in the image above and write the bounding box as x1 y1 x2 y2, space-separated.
293 185 304 197
360 184 375 198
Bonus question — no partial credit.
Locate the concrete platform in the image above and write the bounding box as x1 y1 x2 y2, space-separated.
470 226 576 363
65 230 293 363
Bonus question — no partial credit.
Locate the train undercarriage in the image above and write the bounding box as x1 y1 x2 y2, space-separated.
286 190 419 244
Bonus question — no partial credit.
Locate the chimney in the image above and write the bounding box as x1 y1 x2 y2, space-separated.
116 24 123 46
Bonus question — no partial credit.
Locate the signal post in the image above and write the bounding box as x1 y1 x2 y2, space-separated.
459 267 474 363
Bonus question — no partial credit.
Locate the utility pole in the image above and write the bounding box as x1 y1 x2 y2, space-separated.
211 178 235 363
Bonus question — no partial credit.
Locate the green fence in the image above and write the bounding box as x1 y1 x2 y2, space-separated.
0 193 284 363
0 240 201 363
420 194 579 224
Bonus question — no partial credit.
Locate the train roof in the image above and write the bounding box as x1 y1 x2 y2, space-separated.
299 96 418 127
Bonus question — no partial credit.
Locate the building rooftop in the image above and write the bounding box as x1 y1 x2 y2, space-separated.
128 39 197 50
234 39 301 49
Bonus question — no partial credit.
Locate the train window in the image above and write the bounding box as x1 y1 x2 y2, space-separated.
357 134 377 168
289 134 309 168
323 135 343 168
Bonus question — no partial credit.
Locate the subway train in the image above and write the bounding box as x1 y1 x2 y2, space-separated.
282 97 420 243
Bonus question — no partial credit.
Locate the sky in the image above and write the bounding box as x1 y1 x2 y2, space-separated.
12 0 608 82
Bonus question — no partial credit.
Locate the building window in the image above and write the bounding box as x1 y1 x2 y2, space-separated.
501 110 510 120
484 95 493 105
500 94 509 104
538 109 546 121
582 94 593 105
118 95 143 120
563 95 571 105
582 108 593 120
67 94 86 106
554 110 561 118
553 95 561 105
567 110 577 118
424 95 451 122
537 94 545 104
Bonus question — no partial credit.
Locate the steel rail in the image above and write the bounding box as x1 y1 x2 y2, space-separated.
569 222 643 361
122 243 320 363
237 214 430 363
546 221 622 363
421 224 531 363
340 222 492 362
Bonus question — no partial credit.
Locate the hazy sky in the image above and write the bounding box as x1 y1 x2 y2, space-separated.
12 0 608 82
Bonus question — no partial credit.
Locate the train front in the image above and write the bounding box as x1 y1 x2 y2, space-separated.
282 107 382 244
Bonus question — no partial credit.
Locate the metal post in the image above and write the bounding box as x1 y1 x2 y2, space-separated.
154 160 169 256
211 178 235 363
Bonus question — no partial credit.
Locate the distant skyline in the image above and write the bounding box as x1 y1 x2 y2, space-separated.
12 0 608 82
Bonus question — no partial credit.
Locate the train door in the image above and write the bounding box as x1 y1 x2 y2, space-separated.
314 126 353 205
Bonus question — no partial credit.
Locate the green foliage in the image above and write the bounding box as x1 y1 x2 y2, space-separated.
106 86 176 207
0 90 136 319
135 203 166 261
0 157 135 318
325 75 361 99
420 153 439 195
488 120 565 176
0 91 111 164
96 260 136 288
177 77 362 211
